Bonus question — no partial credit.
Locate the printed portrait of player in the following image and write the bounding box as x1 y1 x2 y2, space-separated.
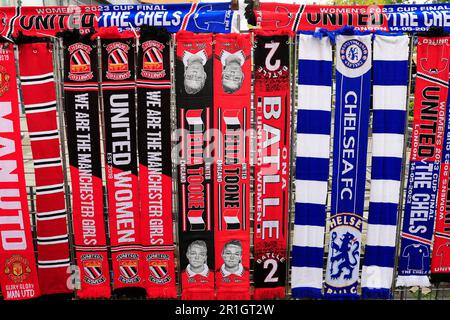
219 240 246 278
182 49 208 95
184 240 210 277
220 50 245 94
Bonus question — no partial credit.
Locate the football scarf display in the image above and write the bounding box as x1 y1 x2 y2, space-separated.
176 31 215 300
137 28 177 298
397 36 450 288
253 30 292 300
99 30 143 290
0 42 41 300
213 33 251 300
18 40 71 295
361 34 409 299
324 31 372 300
431 80 450 283
63 32 111 298
291 31 332 299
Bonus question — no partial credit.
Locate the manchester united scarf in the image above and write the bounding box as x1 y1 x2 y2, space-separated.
431 81 450 284
324 31 372 300
98 29 143 291
361 34 409 299
137 27 177 298
0 42 41 300
213 33 251 300
397 37 450 287
253 30 292 300
291 31 332 299
176 31 215 300
62 32 111 298
18 40 71 295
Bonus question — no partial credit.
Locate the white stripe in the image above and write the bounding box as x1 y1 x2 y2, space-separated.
373 86 407 111
37 239 69 245
37 234 68 241
38 263 71 269
293 225 325 248
366 224 397 247
38 258 70 264
373 34 409 61
36 215 66 222
25 100 56 108
291 266 323 289
36 183 64 191
34 162 62 169
29 129 59 136
297 133 330 159
25 106 57 114
297 85 332 111
224 216 240 224
295 180 328 205
34 157 62 164
21 72 54 80
361 265 394 289
370 179 401 204
21 78 54 86
298 33 332 61
371 133 404 158
36 208 66 217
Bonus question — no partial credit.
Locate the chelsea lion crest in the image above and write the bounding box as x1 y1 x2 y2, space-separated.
340 40 368 69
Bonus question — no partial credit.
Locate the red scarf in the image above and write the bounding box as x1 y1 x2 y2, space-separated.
18 41 72 296
0 43 41 300
252 30 292 299
99 30 144 291
63 33 111 298
213 33 251 300
137 28 177 298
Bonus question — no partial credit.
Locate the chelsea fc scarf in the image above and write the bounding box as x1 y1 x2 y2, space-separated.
361 34 409 299
18 40 72 295
0 42 41 300
291 31 333 299
99 29 143 291
253 30 292 300
324 32 372 300
176 31 215 300
396 37 450 288
63 32 111 298
213 33 251 300
136 28 177 298
431 80 450 283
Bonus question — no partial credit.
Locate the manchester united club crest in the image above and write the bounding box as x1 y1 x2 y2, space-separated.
81 254 106 285
117 253 140 284
68 43 93 81
0 64 10 96
142 40 166 79
147 253 171 284
106 42 131 81
4 255 32 283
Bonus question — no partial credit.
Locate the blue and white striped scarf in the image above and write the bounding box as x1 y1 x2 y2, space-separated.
291 32 333 299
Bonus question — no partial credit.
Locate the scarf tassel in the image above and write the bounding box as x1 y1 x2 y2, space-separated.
76 287 111 299
216 291 250 300
182 290 216 300
396 275 431 288
361 288 393 300
147 287 178 299
291 288 323 299
253 287 285 300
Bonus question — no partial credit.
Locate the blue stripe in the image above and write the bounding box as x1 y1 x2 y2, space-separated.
292 287 323 299
372 109 406 135
371 157 403 181
296 157 329 181
298 60 332 86
373 60 408 86
297 110 331 135
367 202 398 225
295 203 327 227
361 288 392 299
363 245 396 268
292 246 324 268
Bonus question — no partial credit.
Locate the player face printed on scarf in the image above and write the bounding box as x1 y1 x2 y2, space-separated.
184 51 207 95
186 240 209 274
221 50 245 93
221 240 243 273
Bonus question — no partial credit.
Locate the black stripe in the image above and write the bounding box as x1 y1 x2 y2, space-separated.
36 212 67 219
38 259 70 266
7 6 20 40
36 185 64 193
29 131 58 139
25 104 57 112
21 74 54 84
417 72 449 87
35 159 61 166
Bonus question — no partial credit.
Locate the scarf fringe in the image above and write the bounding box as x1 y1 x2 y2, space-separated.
396 275 431 287
253 287 285 300
76 287 111 299
216 290 250 300
324 293 360 300
182 290 216 300
291 288 323 299
361 288 392 300
147 286 178 299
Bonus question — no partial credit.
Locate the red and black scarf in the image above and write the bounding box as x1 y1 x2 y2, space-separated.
137 27 177 298
0 42 41 300
18 40 71 295
252 30 292 299
98 28 143 291
176 31 215 300
63 32 111 298
213 33 252 300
